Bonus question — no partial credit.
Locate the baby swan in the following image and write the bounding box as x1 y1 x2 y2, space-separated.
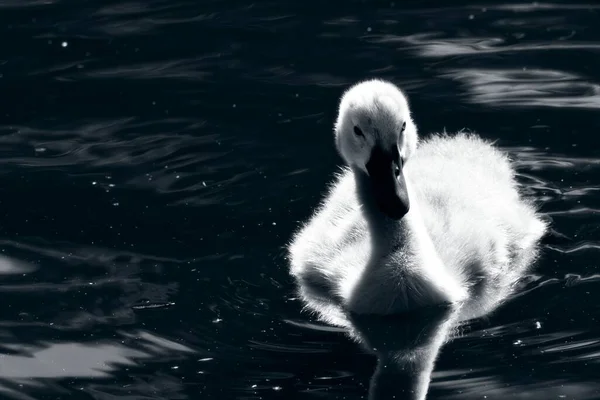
288 79 547 322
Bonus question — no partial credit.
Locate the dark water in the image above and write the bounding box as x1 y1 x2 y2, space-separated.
0 0 599 399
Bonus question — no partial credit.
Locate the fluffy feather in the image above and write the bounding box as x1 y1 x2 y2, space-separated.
288 80 547 324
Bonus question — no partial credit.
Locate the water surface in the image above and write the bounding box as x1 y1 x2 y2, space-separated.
0 1 599 399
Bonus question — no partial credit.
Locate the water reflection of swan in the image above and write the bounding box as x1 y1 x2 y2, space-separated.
348 304 459 400
287 79 547 399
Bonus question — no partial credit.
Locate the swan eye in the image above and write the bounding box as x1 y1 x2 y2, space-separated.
401 121 406 133
353 126 364 137
394 165 400 177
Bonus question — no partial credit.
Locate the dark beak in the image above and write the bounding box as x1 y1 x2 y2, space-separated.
365 145 410 220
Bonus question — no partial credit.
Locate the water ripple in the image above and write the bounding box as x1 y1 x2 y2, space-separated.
511 148 600 168
487 3 600 12
247 340 330 354
29 1 219 38
444 69 600 109
0 255 37 275
371 32 600 58
0 0 58 9
0 118 262 207
74 58 214 81
0 238 181 331
0 330 194 396
547 207 600 216
548 242 600 254
0 238 187 265
0 118 212 169
435 380 600 400
361 2 600 64
540 338 600 354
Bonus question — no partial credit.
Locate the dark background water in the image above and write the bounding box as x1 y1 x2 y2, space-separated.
0 0 599 399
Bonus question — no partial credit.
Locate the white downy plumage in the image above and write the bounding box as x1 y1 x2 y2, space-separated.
288 79 547 325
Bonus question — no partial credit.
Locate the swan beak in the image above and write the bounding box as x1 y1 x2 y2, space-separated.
366 145 410 220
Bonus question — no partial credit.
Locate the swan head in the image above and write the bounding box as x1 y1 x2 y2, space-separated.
334 79 418 220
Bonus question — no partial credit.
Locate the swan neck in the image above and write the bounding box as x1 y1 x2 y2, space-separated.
353 167 412 249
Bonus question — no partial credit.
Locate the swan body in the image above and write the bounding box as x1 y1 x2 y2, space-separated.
288 79 547 324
